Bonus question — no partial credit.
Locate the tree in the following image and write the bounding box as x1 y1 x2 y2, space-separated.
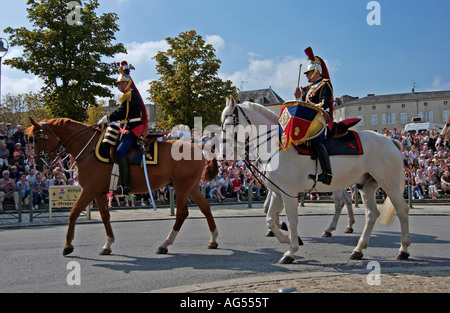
148 30 236 130
1 92 51 127
3 0 126 122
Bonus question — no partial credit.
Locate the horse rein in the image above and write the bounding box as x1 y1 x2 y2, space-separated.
221 104 300 199
34 122 100 168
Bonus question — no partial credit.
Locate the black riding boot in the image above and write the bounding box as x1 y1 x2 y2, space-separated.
308 143 332 185
113 156 130 195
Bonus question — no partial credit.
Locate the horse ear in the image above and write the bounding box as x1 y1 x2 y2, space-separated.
229 96 236 108
29 117 41 129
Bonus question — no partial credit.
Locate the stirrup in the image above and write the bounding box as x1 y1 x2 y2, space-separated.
308 172 332 185
113 185 129 196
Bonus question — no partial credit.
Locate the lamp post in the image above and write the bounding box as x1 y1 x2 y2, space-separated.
0 38 9 106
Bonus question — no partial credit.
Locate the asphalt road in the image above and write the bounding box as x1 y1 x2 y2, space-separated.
1 211 449 293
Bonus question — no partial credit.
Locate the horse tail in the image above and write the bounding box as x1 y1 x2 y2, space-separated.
379 197 395 226
379 140 404 226
202 158 218 182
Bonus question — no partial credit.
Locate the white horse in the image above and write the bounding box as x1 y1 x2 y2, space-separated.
220 98 410 264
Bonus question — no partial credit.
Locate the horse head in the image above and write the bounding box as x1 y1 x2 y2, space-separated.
26 117 63 164
220 96 278 162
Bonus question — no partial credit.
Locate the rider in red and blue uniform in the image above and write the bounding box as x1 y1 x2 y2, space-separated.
294 47 334 185
98 61 148 195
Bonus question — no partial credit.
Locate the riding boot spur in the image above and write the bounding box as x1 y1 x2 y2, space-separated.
308 143 332 185
113 156 130 195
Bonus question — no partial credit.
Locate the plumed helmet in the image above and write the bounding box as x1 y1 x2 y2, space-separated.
116 61 133 90
303 47 330 80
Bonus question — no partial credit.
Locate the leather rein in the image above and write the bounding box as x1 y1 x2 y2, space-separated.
221 105 299 199
34 122 100 168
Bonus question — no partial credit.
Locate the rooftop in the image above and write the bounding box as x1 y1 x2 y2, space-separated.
237 87 285 105
345 90 450 106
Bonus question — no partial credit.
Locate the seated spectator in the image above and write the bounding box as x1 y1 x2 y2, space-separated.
210 178 225 203
0 170 19 211
10 152 25 174
9 165 22 182
26 167 37 184
441 170 450 195
425 171 440 199
17 173 31 206
415 170 427 196
53 173 66 186
31 172 49 210
231 175 244 202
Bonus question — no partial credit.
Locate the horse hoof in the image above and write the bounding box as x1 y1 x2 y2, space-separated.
208 242 218 249
281 222 288 231
156 247 168 254
279 256 295 264
344 227 354 234
350 251 364 260
265 230 275 237
298 236 304 246
322 231 332 238
99 248 112 256
62 247 74 256
396 251 410 260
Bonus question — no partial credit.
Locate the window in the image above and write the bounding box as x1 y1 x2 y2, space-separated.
371 114 378 125
372 106 376 110
400 112 408 124
387 105 391 109
382 113 396 125
401 104 406 108
357 115 364 126
444 101 448 105
424 102 428 106
443 110 450 122
358 106 362 111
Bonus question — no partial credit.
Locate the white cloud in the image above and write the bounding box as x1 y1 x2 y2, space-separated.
1 75 43 96
432 76 450 89
116 40 170 65
205 35 225 52
220 54 309 90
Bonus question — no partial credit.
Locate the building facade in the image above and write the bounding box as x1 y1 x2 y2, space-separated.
334 90 450 132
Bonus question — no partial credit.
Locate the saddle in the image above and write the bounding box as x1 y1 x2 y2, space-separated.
95 126 160 165
293 129 364 157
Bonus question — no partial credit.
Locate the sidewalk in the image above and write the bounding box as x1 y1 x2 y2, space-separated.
2 199 450 229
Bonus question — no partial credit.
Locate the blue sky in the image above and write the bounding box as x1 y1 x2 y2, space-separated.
1 0 449 103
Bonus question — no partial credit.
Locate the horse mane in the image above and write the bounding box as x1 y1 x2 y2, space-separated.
25 118 87 139
240 101 279 123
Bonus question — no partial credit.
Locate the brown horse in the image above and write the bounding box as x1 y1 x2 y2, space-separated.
26 118 219 256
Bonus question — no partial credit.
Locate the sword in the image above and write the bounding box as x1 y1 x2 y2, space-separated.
141 145 157 211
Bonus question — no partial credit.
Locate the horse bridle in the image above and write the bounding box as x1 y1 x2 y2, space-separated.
221 104 299 199
33 123 99 167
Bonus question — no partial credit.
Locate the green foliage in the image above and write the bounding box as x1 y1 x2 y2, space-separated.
1 92 51 127
3 0 126 122
149 30 236 130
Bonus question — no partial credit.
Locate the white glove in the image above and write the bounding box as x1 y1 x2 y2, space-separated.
97 115 108 125
435 137 442 148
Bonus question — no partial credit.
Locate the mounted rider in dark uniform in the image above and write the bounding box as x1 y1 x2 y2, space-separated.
294 47 334 185
98 61 148 195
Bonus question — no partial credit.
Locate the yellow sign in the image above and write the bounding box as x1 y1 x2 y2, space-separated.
49 186 82 209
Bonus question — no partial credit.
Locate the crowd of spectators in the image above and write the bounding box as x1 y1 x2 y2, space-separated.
396 127 450 200
3 119 449 211
1 120 80 211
